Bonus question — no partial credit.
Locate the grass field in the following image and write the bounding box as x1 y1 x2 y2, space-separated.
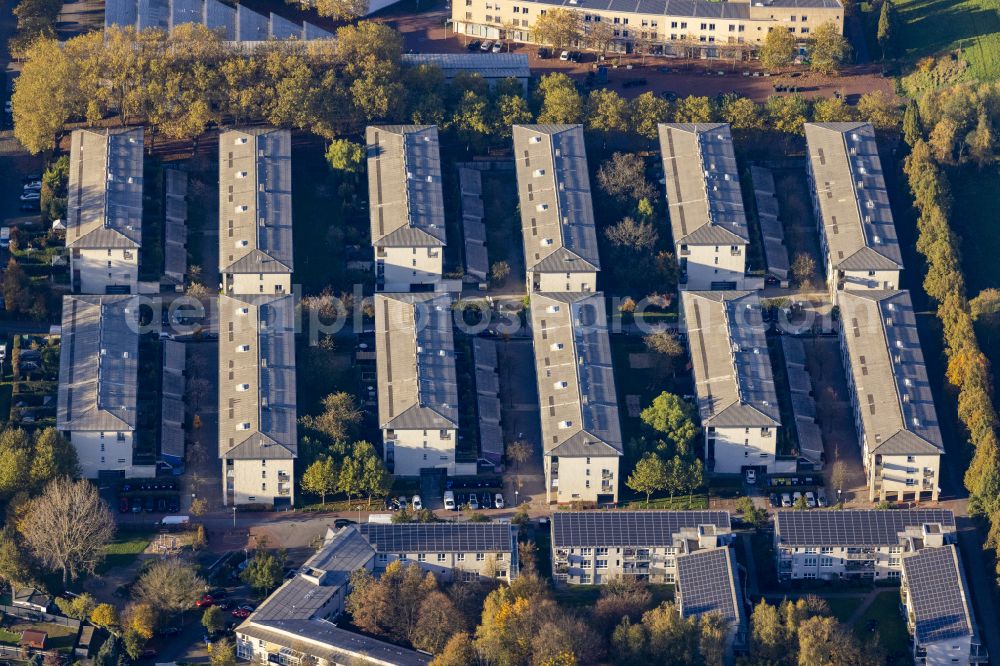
852 591 910 666
97 531 153 574
825 596 864 623
896 0 1000 81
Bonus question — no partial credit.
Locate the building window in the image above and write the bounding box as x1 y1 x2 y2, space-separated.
820 557 834 567
581 548 592 555
438 553 446 561
378 553 388 563
418 553 426 562
457 553 465 561
596 560 608 569
476 553 485 562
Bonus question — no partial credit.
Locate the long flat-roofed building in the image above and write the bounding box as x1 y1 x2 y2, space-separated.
681 291 780 476
774 509 956 581
67 128 143 294
401 53 530 90
530 292 622 504
366 126 447 292
900 544 988 665
551 511 733 585
57 295 138 478
676 546 748 656
452 0 842 57
513 125 600 293
218 294 297 507
375 293 465 477
659 123 750 290
804 122 903 299
838 290 943 502
219 129 293 296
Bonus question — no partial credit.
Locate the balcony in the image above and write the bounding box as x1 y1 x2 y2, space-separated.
844 550 876 560
602 471 613 480
731 249 742 257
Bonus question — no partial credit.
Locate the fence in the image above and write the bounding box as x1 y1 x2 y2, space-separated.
0 604 82 630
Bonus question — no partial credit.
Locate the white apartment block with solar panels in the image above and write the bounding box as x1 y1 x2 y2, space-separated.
900 544 988 665
219 129 293 297
659 124 750 291
676 546 748 656
774 509 956 582
550 511 734 585
804 123 903 302
838 290 943 502
236 523 516 666
366 126 447 292
375 293 471 477
67 128 143 295
681 291 781 476
513 125 601 294
57 296 142 478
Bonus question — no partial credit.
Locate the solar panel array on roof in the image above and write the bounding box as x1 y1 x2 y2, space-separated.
775 510 955 547
750 166 789 280
902 545 973 644
359 523 514 553
164 169 187 283
524 0 839 14
676 547 742 625
552 511 731 547
401 53 530 80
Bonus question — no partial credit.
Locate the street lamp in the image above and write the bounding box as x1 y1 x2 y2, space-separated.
232 505 237 528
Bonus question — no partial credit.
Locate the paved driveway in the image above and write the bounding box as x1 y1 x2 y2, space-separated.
497 338 544 508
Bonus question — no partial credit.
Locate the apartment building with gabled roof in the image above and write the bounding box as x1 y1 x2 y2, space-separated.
676 546 748 655
219 129 293 296
67 128 143 294
659 123 750 290
804 122 903 300
530 292 622 504
375 292 464 477
513 125 601 294
57 295 139 478
366 126 446 292
680 291 780 476
218 293 297 507
838 289 943 502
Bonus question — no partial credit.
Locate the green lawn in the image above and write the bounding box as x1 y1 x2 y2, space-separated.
825 596 864 623
895 0 1000 81
852 591 911 666
0 627 19 644
623 493 710 510
97 531 153 574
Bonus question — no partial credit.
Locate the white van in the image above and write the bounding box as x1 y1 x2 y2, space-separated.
443 491 456 511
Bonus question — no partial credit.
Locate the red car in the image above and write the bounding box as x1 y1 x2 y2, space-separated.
195 595 214 609
119 497 130 513
231 608 250 619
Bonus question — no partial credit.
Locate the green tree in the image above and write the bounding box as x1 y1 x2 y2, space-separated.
631 92 670 140
0 527 33 587
750 599 786 662
40 155 69 223
699 612 726 666
4 258 33 315
809 21 850 75
30 428 79 490
326 139 365 173
11 37 77 154
680 457 704 507
627 454 670 505
531 8 583 49
90 602 119 628
903 100 922 145
300 392 363 443
640 392 698 453
412 590 466 653
719 94 764 130
492 94 533 139
210 638 237 666
812 96 855 123
202 605 225 635
735 496 767 528
301 458 338 505
766 95 809 135
586 88 630 134
242 548 286 594
431 632 478 666
453 90 492 147
760 27 796 71
877 0 896 59
857 90 901 131
537 74 583 124
673 95 714 123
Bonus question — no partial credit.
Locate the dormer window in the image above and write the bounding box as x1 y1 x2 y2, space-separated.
533 169 546 177
236 345 251 352
235 137 248 145
236 171 248 179
235 205 248 213
551 343 564 351
558 420 573 429
547 305 561 313
554 381 568 389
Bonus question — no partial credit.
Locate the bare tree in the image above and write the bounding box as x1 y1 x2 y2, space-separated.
133 558 205 617
21 477 115 586
791 252 817 289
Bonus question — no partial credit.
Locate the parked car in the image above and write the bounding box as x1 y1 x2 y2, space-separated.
119 497 130 513
19 202 39 211
411 495 423 510
444 491 456 511
769 493 779 507
196 595 214 608
480 40 493 51
780 493 792 507
805 491 817 508
22 182 41 191
469 495 479 510
745 469 756 484
231 609 251 619
792 491 803 505
817 491 828 507
559 50 570 61
19 192 39 201
397 496 409 510
467 40 481 51
491 41 503 53
494 493 505 509
537 47 551 59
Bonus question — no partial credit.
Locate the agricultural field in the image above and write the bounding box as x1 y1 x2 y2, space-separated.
895 0 1000 81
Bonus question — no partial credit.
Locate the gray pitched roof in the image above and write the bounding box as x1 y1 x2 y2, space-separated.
552 511 731 547
359 523 517 553
804 123 903 272
237 622 430 666
219 129 294 275
218 294 297 460
67 128 143 249
676 547 744 628
367 126 446 248
902 545 975 644
659 123 749 246
514 125 601 274
375 293 458 430
838 290 943 455
57 295 138 432
530 292 623 458
681 291 780 427
775 509 956 547
524 0 840 16
401 53 530 80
